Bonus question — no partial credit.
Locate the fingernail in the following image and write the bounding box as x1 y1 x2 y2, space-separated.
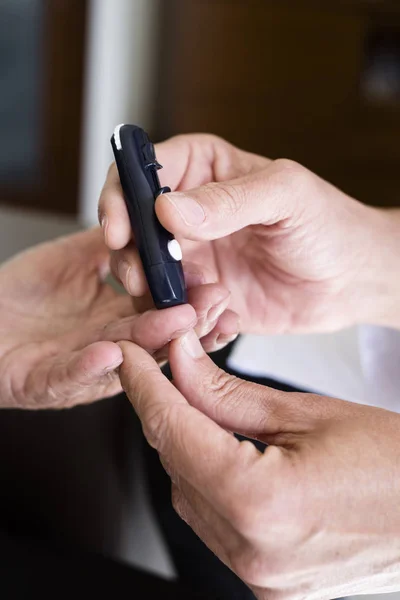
216 333 239 346
103 357 123 374
164 193 205 227
180 330 205 359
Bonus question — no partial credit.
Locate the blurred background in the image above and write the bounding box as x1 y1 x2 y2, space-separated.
1 1 400 599
2 0 400 235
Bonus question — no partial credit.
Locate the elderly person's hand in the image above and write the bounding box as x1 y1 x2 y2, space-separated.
99 134 400 335
0 228 235 409
119 333 400 600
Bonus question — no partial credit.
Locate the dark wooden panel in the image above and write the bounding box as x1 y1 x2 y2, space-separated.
155 0 400 206
0 0 87 214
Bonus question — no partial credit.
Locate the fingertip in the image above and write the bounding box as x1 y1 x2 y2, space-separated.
109 304 197 356
187 283 230 315
155 193 173 230
214 309 240 337
106 215 132 251
99 180 131 250
111 246 148 297
77 341 123 379
170 330 206 365
171 303 198 331
155 193 188 235
116 340 150 368
187 284 231 338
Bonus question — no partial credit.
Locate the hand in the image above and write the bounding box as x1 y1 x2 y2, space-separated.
98 138 240 351
0 228 203 409
119 333 400 600
99 134 400 334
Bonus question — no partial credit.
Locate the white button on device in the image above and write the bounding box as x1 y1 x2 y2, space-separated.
167 239 183 261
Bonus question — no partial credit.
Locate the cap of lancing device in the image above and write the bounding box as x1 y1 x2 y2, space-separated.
111 123 187 309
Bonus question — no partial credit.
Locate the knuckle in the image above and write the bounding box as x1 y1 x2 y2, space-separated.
273 158 312 191
203 181 245 218
193 132 225 146
268 158 315 222
273 157 303 176
208 370 250 423
209 368 245 402
229 545 266 586
178 132 226 147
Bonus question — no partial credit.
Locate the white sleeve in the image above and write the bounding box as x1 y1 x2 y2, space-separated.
227 326 400 412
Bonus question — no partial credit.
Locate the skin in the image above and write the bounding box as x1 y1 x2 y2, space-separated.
99 134 400 334
99 133 400 598
0 227 237 409
119 333 400 600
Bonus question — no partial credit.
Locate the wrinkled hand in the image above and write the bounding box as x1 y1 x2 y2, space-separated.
119 333 400 600
99 134 400 334
0 228 206 409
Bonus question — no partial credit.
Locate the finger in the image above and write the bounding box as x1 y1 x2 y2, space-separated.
198 309 239 354
169 330 327 437
118 342 260 515
155 159 299 241
108 232 218 306
102 304 197 352
57 227 111 279
110 243 148 297
98 136 231 251
109 245 218 301
99 135 268 251
108 247 232 340
156 133 269 191
146 289 236 364
98 163 131 250
151 309 239 364
27 341 124 409
187 283 231 338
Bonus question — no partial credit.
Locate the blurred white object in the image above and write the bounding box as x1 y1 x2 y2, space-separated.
79 0 158 226
229 326 400 412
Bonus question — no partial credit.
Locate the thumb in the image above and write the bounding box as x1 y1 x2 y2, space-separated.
27 341 123 409
169 330 341 438
155 160 296 241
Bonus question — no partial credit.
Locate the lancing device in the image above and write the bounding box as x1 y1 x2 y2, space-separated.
111 124 187 309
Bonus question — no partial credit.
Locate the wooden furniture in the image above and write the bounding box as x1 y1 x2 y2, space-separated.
155 0 400 206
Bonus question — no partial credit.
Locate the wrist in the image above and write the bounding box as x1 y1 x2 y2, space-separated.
361 207 400 329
